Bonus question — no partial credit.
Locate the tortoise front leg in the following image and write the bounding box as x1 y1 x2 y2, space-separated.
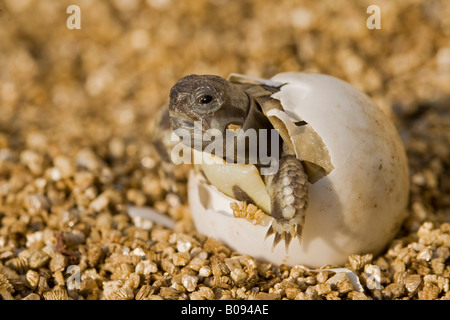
265 154 309 252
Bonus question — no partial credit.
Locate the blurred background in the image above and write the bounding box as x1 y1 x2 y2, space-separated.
0 0 449 300
1 0 449 132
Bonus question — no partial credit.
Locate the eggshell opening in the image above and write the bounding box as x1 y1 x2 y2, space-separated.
189 171 353 267
188 72 409 268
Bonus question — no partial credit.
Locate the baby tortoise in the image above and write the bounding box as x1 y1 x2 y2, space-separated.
155 74 312 251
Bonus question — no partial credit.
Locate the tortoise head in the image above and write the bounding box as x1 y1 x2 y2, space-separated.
168 74 250 138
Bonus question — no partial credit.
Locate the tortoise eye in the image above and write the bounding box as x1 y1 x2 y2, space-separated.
199 95 213 104
191 87 222 115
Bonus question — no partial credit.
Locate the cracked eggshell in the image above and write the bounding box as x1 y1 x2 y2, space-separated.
188 72 409 268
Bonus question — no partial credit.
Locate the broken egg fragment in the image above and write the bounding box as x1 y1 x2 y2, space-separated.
189 72 409 268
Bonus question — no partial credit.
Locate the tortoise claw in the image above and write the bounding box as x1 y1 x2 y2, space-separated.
272 232 282 250
295 223 303 245
265 224 275 239
284 231 292 251
266 221 304 253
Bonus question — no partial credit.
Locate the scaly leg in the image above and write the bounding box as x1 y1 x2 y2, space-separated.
265 154 309 252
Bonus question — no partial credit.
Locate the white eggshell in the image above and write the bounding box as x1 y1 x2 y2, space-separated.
188 72 409 268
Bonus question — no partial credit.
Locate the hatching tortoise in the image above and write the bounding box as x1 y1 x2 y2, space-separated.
154 73 334 251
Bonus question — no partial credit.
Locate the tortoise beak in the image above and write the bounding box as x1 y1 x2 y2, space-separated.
169 112 214 148
169 113 194 132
